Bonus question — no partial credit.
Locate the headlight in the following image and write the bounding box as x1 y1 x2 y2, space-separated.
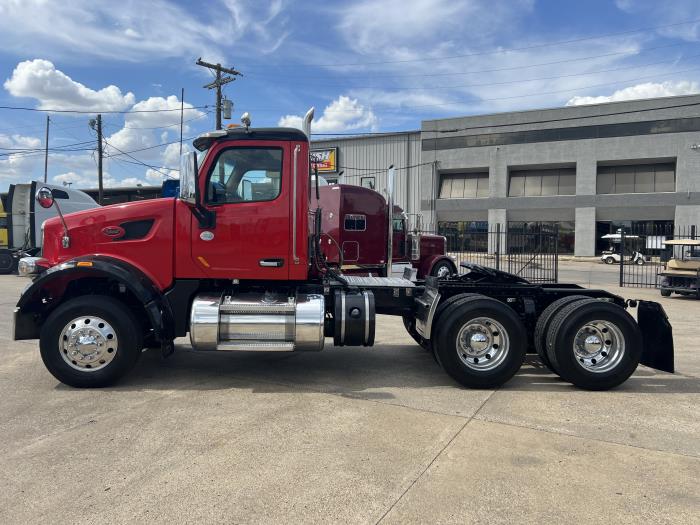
17 257 45 277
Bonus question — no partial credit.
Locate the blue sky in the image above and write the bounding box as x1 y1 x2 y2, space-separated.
1 0 700 191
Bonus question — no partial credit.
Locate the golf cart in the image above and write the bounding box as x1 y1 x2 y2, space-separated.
600 233 645 265
658 239 700 298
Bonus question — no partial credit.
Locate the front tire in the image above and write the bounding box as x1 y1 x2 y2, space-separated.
660 288 672 297
40 295 143 388
431 260 455 278
434 295 526 388
604 256 615 265
545 299 642 390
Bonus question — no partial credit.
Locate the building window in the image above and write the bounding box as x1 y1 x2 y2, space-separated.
344 214 366 231
508 221 575 254
508 167 575 197
596 162 675 194
438 172 488 199
361 177 375 190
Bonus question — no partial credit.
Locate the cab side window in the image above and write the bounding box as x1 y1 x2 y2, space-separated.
206 147 283 203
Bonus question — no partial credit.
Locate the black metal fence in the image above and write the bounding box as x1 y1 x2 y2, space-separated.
615 224 698 287
419 223 559 283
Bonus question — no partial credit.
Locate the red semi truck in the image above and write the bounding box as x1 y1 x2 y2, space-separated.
12 110 674 390
315 183 456 278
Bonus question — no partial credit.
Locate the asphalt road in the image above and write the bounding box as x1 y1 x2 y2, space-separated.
0 265 698 524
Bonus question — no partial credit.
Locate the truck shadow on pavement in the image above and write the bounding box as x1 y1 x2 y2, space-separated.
71 344 700 396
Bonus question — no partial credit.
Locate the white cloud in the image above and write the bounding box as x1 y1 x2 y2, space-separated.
615 1 700 41
104 95 203 156
279 96 377 132
0 0 289 63
566 80 700 106
4 59 135 111
0 133 44 184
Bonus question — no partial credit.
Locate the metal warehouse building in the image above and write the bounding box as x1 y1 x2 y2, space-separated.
312 94 700 256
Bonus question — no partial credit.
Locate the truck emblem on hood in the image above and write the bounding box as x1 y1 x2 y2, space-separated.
200 231 214 241
102 226 125 239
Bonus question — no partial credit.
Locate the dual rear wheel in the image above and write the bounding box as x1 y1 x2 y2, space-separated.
414 294 642 390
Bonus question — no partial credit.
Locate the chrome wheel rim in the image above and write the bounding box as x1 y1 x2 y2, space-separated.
573 320 624 373
456 317 509 371
436 265 451 278
59 316 118 372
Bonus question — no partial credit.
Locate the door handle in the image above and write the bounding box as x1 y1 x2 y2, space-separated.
259 258 284 267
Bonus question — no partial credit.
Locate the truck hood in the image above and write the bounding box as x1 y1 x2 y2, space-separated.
42 198 176 268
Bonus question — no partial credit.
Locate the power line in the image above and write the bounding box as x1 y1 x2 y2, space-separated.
0 104 209 114
102 111 211 130
309 51 700 91
246 41 690 81
244 17 700 69
105 135 197 157
102 137 173 178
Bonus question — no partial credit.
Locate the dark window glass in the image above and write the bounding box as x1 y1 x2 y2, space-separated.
596 162 675 194
508 174 525 197
438 176 452 198
361 177 375 190
206 147 283 204
558 172 576 195
344 214 366 231
438 173 488 199
654 167 675 192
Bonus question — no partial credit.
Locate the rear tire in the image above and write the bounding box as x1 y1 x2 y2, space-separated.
40 295 143 388
545 299 642 390
434 295 526 389
534 295 589 373
604 256 615 265
660 289 671 297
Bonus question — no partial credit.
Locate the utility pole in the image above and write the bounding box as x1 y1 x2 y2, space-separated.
179 87 184 157
43 115 50 183
196 58 242 130
97 114 103 205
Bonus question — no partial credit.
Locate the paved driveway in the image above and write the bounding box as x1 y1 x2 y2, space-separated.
0 271 697 524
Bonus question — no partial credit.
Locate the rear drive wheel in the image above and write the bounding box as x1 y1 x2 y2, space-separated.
431 260 455 278
434 295 526 388
604 256 615 265
40 295 143 388
660 289 672 297
545 299 642 390
533 295 589 373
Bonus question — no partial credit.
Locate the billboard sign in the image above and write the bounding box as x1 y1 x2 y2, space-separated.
310 148 338 173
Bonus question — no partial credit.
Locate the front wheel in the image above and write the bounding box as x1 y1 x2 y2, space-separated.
604 256 615 265
434 295 526 389
431 260 455 278
40 295 143 388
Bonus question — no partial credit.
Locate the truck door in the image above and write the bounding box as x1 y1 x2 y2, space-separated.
190 143 291 280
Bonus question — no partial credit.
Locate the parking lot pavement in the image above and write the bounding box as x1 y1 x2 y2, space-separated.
0 270 698 524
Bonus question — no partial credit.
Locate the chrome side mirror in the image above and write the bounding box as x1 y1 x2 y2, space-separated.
36 187 55 209
179 151 198 205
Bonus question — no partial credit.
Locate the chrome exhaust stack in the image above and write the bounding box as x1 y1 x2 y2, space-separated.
302 107 315 138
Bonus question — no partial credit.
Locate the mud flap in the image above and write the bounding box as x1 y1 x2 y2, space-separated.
637 300 674 373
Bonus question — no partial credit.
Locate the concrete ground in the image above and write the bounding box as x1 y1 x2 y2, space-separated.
0 262 698 524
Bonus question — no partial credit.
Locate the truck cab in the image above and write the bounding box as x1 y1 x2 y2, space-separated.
315 184 455 278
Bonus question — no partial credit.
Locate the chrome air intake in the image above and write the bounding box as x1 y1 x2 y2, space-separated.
190 292 325 352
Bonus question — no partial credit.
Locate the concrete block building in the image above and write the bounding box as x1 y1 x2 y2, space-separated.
312 94 700 256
